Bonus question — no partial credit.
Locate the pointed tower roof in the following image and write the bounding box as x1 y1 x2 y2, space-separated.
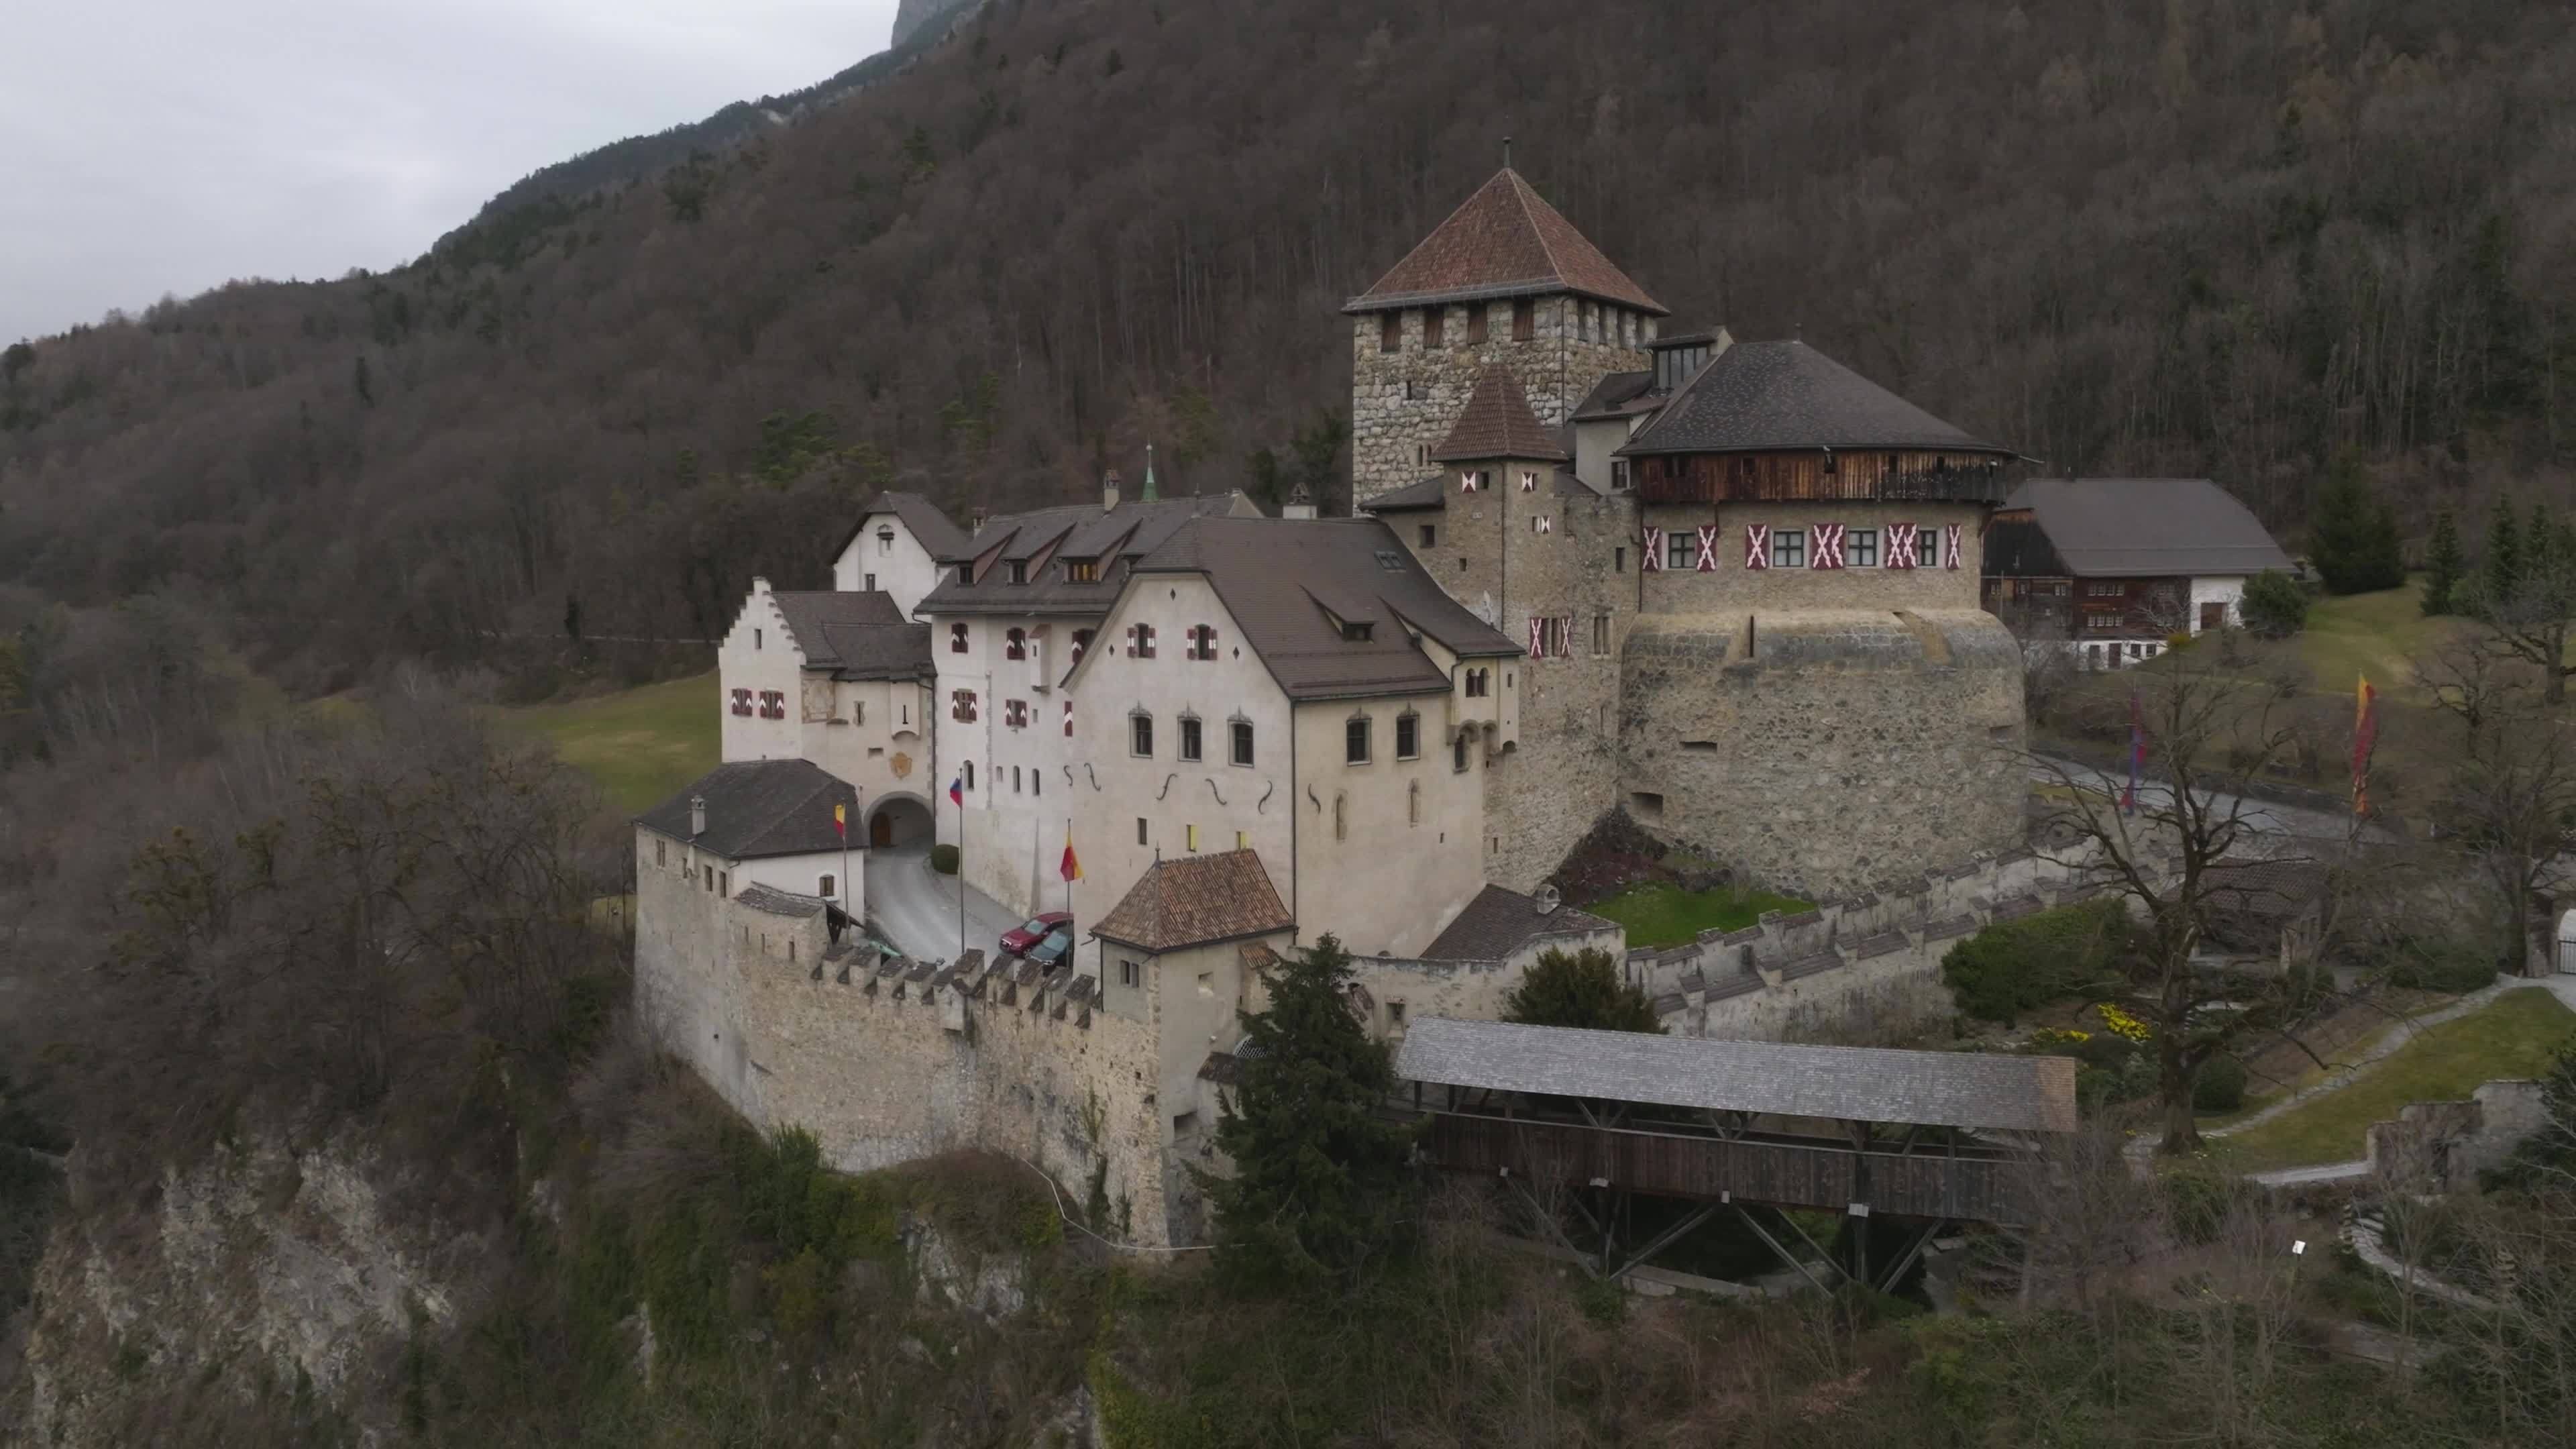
1431 366 1569 463
1346 168 1666 316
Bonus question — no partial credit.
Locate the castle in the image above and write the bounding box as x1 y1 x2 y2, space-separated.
631 168 2031 1244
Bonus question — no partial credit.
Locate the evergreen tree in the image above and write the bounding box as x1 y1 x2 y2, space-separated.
2484 496 2524 601
1204 934 1417 1290
2306 451 2403 593
2239 569 2308 638
2421 509 2464 616
1503 947 1664 1033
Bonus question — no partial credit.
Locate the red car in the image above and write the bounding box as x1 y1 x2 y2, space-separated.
1000 912 1073 958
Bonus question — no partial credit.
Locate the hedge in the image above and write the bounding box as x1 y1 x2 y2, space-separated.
1941 898 2133 1022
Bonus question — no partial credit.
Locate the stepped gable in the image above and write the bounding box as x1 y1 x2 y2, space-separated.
1092 849 1293 954
1346 168 1666 315
1419 884 1617 962
1131 516 1521 699
635 759 857 859
832 490 972 561
1431 366 1570 463
1617 340 2005 457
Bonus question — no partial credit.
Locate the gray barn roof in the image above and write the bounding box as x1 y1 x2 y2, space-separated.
2000 478 2294 578
1393 1017 2078 1133
1419 885 1618 962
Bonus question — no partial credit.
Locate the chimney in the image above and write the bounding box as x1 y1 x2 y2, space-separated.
1102 469 1122 511
1283 480 1318 521
969 504 989 532
688 795 707 838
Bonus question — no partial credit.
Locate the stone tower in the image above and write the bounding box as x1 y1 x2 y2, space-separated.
1344 169 1665 505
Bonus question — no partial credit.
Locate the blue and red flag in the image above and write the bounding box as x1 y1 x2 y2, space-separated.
947 775 964 808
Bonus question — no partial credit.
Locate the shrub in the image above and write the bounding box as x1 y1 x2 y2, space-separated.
928 843 959 874
2385 935 2496 994
2240 570 2308 637
2192 1055 2247 1112
1940 898 2133 1022
1503 947 1664 1033
2161 1161 2235 1244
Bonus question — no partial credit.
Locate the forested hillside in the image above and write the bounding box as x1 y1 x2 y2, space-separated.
3 0 2573 696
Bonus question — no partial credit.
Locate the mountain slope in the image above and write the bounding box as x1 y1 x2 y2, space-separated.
1 0 2571 692
460 0 985 229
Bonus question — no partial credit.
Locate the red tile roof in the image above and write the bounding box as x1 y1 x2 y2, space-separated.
1430 366 1568 463
1348 168 1666 315
1091 849 1294 954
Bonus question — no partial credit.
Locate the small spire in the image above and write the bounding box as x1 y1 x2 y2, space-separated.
1142 441 1159 501
1503 135 1513 170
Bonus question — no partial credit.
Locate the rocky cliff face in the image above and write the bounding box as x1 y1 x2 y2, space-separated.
15 1132 492 1446
891 0 971 48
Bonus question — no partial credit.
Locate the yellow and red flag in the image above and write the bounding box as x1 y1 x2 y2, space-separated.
833 802 847 839
1059 824 1083 883
2352 675 2378 816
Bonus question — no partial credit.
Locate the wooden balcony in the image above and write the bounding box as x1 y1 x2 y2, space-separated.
1637 449 2018 508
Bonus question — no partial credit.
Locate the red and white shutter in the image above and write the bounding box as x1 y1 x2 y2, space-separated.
1811 523 1845 570
1527 616 1545 659
1744 523 1770 570
1642 527 1664 571
1945 523 1963 570
1886 520 1916 569
1695 524 1719 572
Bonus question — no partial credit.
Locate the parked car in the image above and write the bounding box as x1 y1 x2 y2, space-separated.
1025 926 1075 969
1000 912 1073 958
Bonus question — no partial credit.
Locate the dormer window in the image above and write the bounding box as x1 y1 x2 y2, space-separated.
957 564 974 585
1340 621 1374 643
1007 559 1028 584
1066 557 1099 583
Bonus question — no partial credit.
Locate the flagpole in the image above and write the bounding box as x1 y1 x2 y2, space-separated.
839 799 851 938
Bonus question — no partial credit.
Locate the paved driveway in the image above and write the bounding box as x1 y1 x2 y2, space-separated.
865 844 1024 963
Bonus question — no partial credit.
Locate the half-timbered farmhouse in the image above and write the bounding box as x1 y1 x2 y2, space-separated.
1982 477 2296 670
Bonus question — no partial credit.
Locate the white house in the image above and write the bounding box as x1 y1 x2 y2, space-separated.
718 578 938 847
635 758 865 912
830 491 969 619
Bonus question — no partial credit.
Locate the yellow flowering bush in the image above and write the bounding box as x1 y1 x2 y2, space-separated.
2093 1002 2153 1042
2029 1027 2093 1048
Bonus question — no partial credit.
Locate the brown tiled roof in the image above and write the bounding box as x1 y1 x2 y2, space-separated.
1130 516 1523 700
1420 885 1619 962
1091 849 1294 954
1430 367 1569 463
1617 340 2007 458
1347 168 1666 315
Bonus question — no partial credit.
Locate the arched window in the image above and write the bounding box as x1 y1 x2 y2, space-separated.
963 761 975 791
1452 733 1469 773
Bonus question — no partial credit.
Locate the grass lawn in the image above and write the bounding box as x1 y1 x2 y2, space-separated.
2219 987 2576 1172
1587 883 1813 950
497 672 719 814
2296 576 2474 700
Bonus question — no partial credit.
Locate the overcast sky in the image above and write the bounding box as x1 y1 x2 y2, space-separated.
1 0 900 344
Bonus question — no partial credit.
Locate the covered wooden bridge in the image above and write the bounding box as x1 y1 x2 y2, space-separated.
1393 1018 2078 1288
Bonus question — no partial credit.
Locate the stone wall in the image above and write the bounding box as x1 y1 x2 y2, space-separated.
1623 845 2100 1045
1620 608 2025 896
1346 847 2123 1050
1350 297 1648 504
636 841 1185 1244
2365 1075 2552 1193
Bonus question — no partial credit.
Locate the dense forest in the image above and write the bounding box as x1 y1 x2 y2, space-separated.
3 0 2573 697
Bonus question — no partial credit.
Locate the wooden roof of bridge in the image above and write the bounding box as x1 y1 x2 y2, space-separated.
1394 1018 2078 1134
